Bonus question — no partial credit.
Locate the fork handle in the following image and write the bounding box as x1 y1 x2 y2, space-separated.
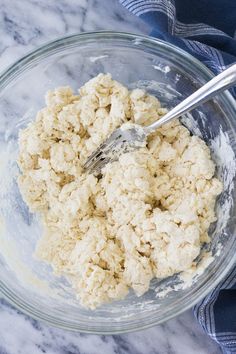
145 63 236 134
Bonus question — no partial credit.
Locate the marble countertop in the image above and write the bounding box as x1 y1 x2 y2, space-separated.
0 1 221 353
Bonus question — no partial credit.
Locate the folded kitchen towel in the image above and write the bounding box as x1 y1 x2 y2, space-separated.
120 0 236 98
194 266 236 354
120 1 236 352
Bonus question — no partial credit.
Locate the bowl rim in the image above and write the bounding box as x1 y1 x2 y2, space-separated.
0 30 236 334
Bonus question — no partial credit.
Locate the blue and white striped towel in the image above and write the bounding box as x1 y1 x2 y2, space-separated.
120 1 236 352
121 0 236 97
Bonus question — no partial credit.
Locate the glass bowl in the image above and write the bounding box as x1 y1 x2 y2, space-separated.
0 31 235 334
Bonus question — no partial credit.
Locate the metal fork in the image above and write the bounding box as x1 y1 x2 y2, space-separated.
84 64 236 174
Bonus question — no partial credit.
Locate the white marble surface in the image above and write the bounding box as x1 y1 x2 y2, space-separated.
0 1 221 353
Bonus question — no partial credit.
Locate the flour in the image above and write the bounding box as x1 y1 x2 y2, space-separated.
17 74 222 309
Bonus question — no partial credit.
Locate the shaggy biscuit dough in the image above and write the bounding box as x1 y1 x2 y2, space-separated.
18 74 222 309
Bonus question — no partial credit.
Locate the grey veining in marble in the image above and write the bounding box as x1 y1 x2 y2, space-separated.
0 1 221 353
0 298 220 354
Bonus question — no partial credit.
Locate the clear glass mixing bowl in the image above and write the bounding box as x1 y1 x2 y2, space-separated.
0 31 235 334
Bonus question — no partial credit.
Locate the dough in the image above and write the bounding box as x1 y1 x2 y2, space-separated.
18 74 222 309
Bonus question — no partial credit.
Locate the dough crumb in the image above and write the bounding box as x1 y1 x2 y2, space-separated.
18 74 222 309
